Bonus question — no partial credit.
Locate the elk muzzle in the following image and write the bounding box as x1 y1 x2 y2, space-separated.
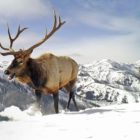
4 70 10 75
4 69 15 80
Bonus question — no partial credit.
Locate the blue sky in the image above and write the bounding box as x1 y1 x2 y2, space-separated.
0 0 140 63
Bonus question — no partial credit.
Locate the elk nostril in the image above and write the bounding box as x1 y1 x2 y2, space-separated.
4 70 10 75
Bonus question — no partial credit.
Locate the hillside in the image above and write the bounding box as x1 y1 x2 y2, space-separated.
0 59 140 113
77 59 140 105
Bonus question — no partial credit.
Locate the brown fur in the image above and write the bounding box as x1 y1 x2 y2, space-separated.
1 15 78 112
8 53 78 95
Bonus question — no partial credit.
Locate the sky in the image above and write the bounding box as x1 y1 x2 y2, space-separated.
0 0 140 64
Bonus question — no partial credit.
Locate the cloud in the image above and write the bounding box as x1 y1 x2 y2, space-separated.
37 33 140 64
0 26 140 64
66 0 140 36
76 0 140 16
1 0 140 64
74 9 140 34
0 0 52 21
66 1 140 63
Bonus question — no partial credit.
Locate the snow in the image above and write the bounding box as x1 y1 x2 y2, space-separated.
0 103 140 140
1 59 140 109
0 59 140 140
77 59 140 104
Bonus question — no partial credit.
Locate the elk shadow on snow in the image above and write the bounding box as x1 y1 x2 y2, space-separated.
0 115 11 121
71 107 127 115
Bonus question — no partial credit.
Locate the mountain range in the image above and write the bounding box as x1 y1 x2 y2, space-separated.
0 59 140 113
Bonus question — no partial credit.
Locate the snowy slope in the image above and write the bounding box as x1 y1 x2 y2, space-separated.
0 60 140 140
77 59 140 105
0 59 140 113
0 103 140 140
0 65 95 114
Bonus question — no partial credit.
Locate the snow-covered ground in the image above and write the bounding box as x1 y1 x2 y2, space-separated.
0 59 140 140
0 103 140 140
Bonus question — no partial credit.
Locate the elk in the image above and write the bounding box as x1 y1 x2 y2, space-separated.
0 13 79 113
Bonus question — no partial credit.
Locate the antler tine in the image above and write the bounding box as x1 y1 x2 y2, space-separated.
27 11 66 52
0 41 16 56
0 42 9 51
53 11 57 30
59 16 66 26
7 24 28 49
0 51 16 56
0 24 27 56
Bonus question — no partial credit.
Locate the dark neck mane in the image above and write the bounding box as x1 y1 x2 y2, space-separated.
27 58 47 88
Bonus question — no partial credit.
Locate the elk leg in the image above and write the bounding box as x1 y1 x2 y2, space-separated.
53 93 59 113
66 91 72 110
71 92 79 111
67 91 79 111
64 79 79 111
35 89 42 103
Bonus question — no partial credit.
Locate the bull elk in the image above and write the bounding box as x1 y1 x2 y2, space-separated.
0 12 79 113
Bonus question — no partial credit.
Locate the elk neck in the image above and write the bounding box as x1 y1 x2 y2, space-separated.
26 58 47 88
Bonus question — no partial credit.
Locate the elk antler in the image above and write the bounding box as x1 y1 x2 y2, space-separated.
8 25 27 49
27 11 66 53
0 11 65 56
0 25 27 56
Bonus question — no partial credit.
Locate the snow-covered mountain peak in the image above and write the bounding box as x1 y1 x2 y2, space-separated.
0 59 140 111
78 59 140 105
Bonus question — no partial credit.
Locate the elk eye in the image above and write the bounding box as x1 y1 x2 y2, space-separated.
19 61 23 65
17 60 23 65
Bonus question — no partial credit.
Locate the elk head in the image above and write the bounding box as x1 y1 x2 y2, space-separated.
0 12 65 80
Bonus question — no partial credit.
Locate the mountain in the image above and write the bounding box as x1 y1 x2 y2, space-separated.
77 59 140 105
0 59 140 114
1 60 140 140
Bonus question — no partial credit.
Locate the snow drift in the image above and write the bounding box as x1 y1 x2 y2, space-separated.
0 103 140 140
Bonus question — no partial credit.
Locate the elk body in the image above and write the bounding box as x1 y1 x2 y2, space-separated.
0 13 79 113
